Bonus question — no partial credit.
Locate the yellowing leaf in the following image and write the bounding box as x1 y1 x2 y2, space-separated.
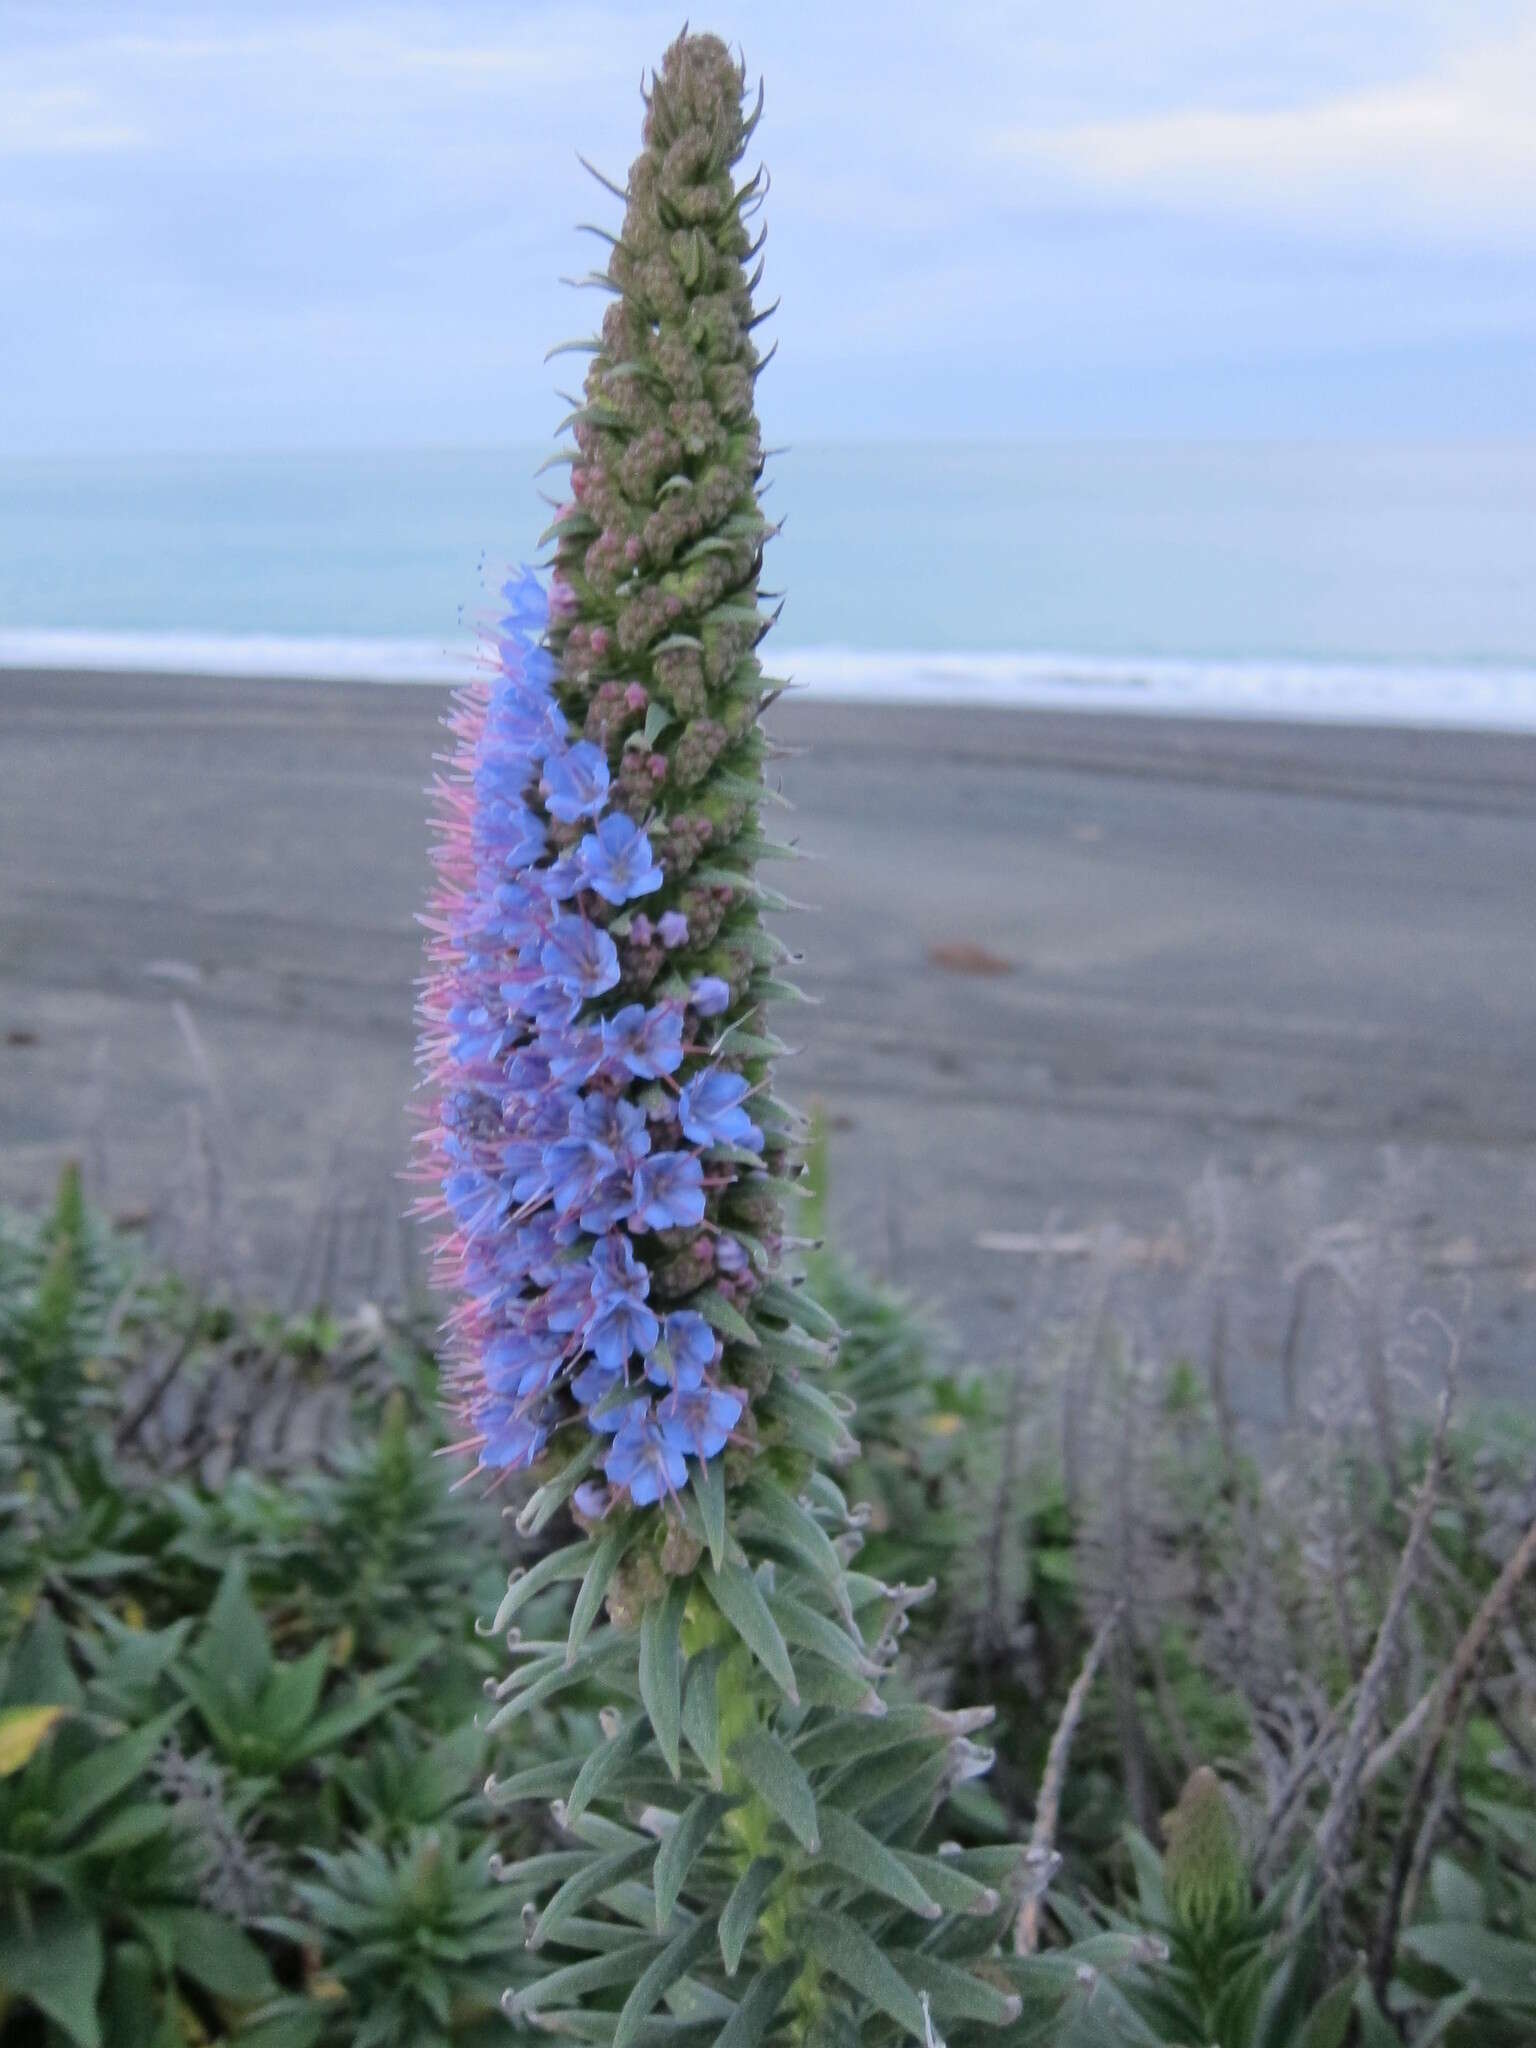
923 1412 963 1438
120 1597 146 1631
0 1704 70 1776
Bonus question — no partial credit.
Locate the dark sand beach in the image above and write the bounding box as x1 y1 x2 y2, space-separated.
3 669 1534 1417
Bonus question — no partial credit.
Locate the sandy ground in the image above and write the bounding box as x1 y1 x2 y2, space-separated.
2 669 1534 1419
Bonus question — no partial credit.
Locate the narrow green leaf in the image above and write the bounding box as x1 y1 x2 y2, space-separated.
512 1939 667 2016
695 1290 760 1349
568 1521 632 1666
197 1561 271 1694
819 1808 940 1918
613 1917 716 2048
484 1540 597 1637
0 1903 103 2047
713 1959 798 2048
793 1707 935 1771
764 1591 869 1677
76 1802 172 1860
51 1708 183 1838
680 1648 724 1788
767 1378 857 1464
655 1794 735 1930
892 1951 1021 2027
565 1715 648 1826
225 2011 325 2048
692 1459 727 1574
1406 1987 1481 2048
1120 1827 1168 1925
718 1856 780 1976
486 1754 589 1807
529 1841 658 1950
704 1563 798 1701
744 1480 847 1602
1400 1923 1536 2008
260 1641 329 1745
639 1581 687 1780
757 1279 840 1342
1297 1970 1362 2048
805 1911 927 2041
516 1438 602 1537
823 1736 939 1814
163 1910 278 2004
892 1849 1000 1917
486 1636 627 1733
733 1729 818 1852
794 1662 882 1713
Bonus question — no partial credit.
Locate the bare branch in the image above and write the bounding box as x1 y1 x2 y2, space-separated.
1368 1509 1536 1996
1014 1602 1123 1955
1313 1339 1458 1889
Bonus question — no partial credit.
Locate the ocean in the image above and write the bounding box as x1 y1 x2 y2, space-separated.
3 441 1535 729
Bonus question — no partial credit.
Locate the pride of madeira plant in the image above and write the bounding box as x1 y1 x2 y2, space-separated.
417 32 1120 2048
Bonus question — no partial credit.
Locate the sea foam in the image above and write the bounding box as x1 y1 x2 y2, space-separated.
3 627 1536 733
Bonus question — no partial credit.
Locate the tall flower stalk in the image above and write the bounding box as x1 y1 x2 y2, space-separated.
418 31 1109 2047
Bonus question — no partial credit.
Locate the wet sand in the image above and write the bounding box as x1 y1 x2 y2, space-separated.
2 669 1534 1415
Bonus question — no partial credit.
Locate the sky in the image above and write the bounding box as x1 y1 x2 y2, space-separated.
3 0 1535 453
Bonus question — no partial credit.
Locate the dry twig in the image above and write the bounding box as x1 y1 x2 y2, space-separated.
1369 1510 1536 1997
1014 1602 1123 1955
1313 1323 1458 1890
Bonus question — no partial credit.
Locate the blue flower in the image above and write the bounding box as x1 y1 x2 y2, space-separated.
656 1383 743 1461
585 1291 660 1372
578 814 664 906
479 798 547 868
542 741 611 823
544 1094 649 1215
581 1094 652 1172
601 1003 684 1079
645 1309 717 1389
499 567 548 631
543 1264 597 1335
589 1230 647 1299
482 1330 566 1396
571 1355 622 1408
466 879 545 950
631 1149 706 1230
678 1069 763 1153
484 686 565 764
543 1025 607 1086
447 1001 507 1069
503 1217 563 1286
443 1168 504 1238
690 976 731 1017
537 851 586 902
603 1405 688 1505
420 567 772 1501
579 1171 638 1233
479 1402 552 1471
543 1128 614 1215
539 916 620 1004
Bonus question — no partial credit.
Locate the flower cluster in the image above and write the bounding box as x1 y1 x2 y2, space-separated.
416 570 762 1508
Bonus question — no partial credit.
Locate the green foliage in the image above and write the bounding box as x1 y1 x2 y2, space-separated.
0 1173 532 2048
288 1829 523 2047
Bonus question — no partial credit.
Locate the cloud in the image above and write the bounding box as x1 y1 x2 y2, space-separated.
990 24 1536 247
2 0 1533 447
0 77 146 155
